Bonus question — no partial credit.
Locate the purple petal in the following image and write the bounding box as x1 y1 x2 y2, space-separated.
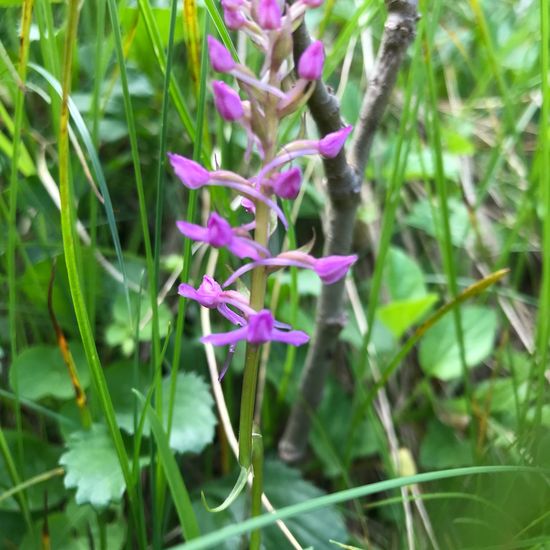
318 125 353 158
257 0 282 29
314 254 358 284
213 81 244 121
206 212 234 247
270 328 310 346
246 310 274 344
217 303 247 326
178 283 201 302
201 325 248 347
297 41 325 81
227 236 269 260
207 36 236 73
168 153 210 189
271 167 302 199
176 220 209 242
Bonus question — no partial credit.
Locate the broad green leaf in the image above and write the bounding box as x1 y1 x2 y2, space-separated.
377 294 438 339
196 460 348 549
60 424 126 507
474 379 528 413
9 344 90 401
419 420 473 469
384 247 429 300
419 306 498 380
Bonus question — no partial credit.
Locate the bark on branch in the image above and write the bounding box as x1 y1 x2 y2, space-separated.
279 0 419 463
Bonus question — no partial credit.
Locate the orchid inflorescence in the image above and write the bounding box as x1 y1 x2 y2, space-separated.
170 0 357 369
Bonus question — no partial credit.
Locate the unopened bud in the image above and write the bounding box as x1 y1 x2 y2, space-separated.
318 125 353 158
213 81 244 121
298 40 325 80
257 0 282 30
207 36 236 73
271 167 302 199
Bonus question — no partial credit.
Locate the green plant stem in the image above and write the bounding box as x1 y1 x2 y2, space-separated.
249 429 264 550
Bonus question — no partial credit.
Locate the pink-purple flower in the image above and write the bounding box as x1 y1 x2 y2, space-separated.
271 167 302 199
257 0 282 30
202 309 309 347
213 81 244 121
298 41 325 81
319 125 353 158
207 36 236 73
176 212 270 260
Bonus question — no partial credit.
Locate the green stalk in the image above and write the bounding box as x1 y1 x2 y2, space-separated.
57 1 146 546
7 0 34 481
152 0 179 543
534 0 550 425
249 430 264 550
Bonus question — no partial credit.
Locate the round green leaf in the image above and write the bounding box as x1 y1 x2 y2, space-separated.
9 344 90 401
419 306 498 380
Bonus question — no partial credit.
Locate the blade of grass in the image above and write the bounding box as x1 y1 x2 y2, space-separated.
172 465 548 550
135 391 201 541
534 0 550 427
57 1 146 546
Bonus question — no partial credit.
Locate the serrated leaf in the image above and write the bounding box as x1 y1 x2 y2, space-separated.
9 344 90 401
419 306 498 380
60 424 126 507
377 294 438 339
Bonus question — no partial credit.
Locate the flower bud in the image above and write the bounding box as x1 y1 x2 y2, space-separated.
207 36 235 73
314 254 358 284
257 0 282 30
213 81 244 121
298 40 325 80
168 153 210 188
318 125 353 158
223 6 246 29
271 167 302 199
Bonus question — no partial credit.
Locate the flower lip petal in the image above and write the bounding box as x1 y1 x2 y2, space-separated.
318 125 353 158
201 325 248 347
246 309 275 344
168 153 210 188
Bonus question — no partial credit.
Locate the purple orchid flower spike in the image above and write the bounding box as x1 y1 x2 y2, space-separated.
297 40 325 81
168 153 288 227
176 212 270 260
213 81 244 121
201 309 309 347
223 251 358 287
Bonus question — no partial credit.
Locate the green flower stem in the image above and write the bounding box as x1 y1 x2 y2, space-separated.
249 429 264 550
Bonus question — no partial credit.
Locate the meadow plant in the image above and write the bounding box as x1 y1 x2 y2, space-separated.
168 0 356 526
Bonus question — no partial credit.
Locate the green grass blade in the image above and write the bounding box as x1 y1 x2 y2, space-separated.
57 2 146 546
29 63 135 309
135 391 201 540
172 466 548 550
